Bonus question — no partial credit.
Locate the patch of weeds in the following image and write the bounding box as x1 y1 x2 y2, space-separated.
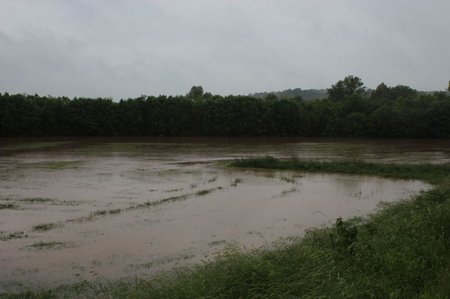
70 207 123 223
127 187 223 212
0 231 27 241
140 187 223 207
48 187 223 229
20 197 55 204
22 160 84 170
196 189 213 196
330 217 359 255
32 223 61 232
158 194 190 205
91 210 108 217
0 203 18 209
28 241 69 250
230 156 450 184
91 208 122 217
208 177 218 183
280 176 296 184
208 240 227 247
166 188 183 193
230 178 243 187
140 193 192 208
5 197 79 207
196 186 224 197
280 187 299 197
57 200 80 206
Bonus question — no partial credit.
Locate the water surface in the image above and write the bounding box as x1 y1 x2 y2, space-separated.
0 137 442 291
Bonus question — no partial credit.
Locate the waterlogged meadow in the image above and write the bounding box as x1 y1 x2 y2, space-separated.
0 138 449 294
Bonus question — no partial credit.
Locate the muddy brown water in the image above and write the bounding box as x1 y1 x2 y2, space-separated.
1 137 448 292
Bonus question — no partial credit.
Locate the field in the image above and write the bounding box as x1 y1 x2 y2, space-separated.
0 138 449 298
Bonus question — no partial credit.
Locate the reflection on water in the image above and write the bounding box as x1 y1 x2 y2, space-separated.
0 138 440 291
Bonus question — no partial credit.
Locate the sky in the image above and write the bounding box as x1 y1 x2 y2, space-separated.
0 0 449 99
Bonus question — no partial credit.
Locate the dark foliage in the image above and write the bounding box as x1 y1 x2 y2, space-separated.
1 80 449 137
250 87 327 101
327 75 366 101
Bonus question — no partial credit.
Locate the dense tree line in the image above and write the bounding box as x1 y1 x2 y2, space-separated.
250 88 327 101
1 77 449 138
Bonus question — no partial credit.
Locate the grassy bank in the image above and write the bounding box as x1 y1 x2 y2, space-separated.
4 158 450 298
230 156 450 184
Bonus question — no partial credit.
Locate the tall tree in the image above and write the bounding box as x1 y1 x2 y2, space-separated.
187 86 204 98
371 82 390 99
389 85 417 100
327 75 365 101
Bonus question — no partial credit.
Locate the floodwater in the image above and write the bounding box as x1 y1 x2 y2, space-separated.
1 137 447 292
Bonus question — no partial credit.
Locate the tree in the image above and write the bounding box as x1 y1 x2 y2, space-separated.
327 75 365 101
447 80 450 92
389 85 417 100
265 93 278 101
371 83 416 100
371 82 390 99
187 86 204 98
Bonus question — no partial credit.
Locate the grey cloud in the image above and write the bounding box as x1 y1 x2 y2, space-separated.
0 0 449 99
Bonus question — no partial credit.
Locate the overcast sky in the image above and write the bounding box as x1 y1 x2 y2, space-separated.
0 0 449 99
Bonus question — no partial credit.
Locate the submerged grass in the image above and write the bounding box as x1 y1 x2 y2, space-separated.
91 208 122 217
21 160 84 170
0 198 79 211
20 198 55 204
27 241 69 250
195 188 220 196
62 187 225 227
4 157 450 298
230 178 243 187
230 155 450 184
32 223 60 232
24 187 223 233
0 203 18 210
0 231 27 241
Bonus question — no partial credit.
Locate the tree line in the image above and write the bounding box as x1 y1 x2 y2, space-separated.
1 77 449 138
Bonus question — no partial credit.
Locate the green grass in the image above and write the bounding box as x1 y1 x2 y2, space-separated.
2 157 450 298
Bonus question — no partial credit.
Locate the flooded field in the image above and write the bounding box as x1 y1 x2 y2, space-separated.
1 137 448 292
